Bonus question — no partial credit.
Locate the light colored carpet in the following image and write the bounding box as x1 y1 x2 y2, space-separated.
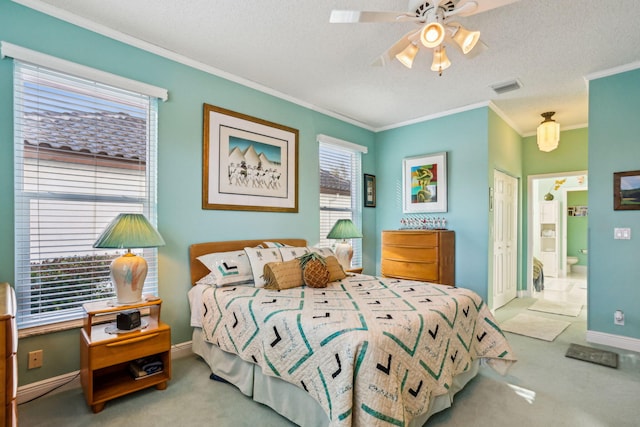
500 313 571 341
527 299 582 317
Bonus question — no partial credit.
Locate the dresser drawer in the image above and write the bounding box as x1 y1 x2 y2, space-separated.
381 259 439 282
382 231 439 247
89 327 170 370
382 246 438 262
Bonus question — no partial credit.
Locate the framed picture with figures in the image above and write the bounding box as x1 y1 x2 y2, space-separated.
202 104 298 212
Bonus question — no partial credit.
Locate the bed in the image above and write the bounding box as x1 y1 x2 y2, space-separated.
188 238 516 427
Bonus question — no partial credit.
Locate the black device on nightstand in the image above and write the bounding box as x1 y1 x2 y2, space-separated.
116 309 141 330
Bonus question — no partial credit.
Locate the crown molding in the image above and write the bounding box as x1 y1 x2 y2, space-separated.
585 61 640 81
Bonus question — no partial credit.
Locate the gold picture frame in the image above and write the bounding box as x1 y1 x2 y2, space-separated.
202 104 299 212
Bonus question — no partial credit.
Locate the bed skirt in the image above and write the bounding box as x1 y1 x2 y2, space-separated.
192 328 480 427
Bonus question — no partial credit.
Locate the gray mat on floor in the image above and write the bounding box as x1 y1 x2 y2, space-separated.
565 343 618 368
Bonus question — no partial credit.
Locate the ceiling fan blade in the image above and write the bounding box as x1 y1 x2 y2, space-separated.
444 1 478 18
449 0 519 17
330 10 421 23
371 28 421 67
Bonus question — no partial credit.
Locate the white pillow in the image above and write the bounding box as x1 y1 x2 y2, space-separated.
310 246 335 258
244 247 283 288
279 246 311 261
196 250 254 287
262 241 291 248
196 272 217 286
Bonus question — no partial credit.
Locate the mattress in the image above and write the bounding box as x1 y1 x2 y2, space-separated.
190 274 515 426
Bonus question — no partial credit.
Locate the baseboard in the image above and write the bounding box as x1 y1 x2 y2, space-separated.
17 340 193 404
586 330 640 353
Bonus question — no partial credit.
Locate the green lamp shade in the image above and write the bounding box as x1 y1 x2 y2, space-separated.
93 213 165 249
326 219 362 240
93 213 164 305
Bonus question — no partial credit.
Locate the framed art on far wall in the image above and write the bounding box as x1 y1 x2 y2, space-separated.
202 103 299 212
613 170 640 210
364 174 376 207
402 152 448 213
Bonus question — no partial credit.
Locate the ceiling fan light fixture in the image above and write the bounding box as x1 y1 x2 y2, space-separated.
420 22 445 48
451 24 480 54
430 46 451 76
395 42 419 68
536 112 560 152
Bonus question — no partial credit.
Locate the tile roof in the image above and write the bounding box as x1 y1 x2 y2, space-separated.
23 111 147 160
320 168 350 195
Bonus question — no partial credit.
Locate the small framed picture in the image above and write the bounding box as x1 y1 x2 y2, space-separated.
613 170 640 210
364 174 376 207
402 152 448 213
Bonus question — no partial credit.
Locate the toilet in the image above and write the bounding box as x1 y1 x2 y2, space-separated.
567 256 579 273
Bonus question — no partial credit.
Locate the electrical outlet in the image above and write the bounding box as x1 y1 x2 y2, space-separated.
614 310 624 326
28 350 43 369
614 228 631 240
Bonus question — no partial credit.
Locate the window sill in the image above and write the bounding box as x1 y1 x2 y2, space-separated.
19 318 83 339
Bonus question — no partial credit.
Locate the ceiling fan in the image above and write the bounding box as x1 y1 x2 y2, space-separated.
330 0 518 75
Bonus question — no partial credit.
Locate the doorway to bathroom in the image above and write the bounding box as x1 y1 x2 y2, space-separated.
527 171 588 309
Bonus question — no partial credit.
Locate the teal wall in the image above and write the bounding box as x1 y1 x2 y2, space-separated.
0 0 375 385
374 108 491 298
567 191 588 266
588 68 640 339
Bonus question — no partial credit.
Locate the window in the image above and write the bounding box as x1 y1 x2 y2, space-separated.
318 135 366 268
10 50 165 329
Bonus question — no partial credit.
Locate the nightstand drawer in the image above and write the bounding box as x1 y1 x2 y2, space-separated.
89 327 170 370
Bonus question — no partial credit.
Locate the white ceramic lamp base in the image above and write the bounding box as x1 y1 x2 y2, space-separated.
110 252 148 304
334 241 353 271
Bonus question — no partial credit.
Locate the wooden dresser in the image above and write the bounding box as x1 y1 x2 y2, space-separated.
0 283 17 427
381 230 455 286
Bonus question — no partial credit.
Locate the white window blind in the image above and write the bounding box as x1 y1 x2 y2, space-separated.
13 60 160 329
318 138 363 268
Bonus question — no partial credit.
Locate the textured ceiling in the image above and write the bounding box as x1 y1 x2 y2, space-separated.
20 0 640 134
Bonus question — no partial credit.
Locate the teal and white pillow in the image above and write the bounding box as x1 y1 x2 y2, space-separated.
196 250 254 287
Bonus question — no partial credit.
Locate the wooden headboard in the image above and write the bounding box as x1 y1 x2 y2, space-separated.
189 238 307 285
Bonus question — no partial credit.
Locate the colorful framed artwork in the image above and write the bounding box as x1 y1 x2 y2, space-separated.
402 152 448 213
364 174 376 207
202 104 299 212
613 170 640 210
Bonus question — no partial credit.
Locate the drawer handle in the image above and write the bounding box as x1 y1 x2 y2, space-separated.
106 333 159 347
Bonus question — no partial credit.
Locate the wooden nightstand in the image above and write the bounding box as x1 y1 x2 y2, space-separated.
80 298 171 413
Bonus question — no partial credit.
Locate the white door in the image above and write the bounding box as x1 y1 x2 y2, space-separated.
492 170 518 309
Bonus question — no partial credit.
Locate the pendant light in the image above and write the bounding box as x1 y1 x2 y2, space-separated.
536 112 560 152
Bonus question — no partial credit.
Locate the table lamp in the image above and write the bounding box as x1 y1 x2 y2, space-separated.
326 219 363 270
93 213 165 304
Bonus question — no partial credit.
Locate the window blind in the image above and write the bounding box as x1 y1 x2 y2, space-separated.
13 60 160 328
318 140 363 267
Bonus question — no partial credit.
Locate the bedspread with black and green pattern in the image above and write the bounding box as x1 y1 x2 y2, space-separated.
201 275 516 426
